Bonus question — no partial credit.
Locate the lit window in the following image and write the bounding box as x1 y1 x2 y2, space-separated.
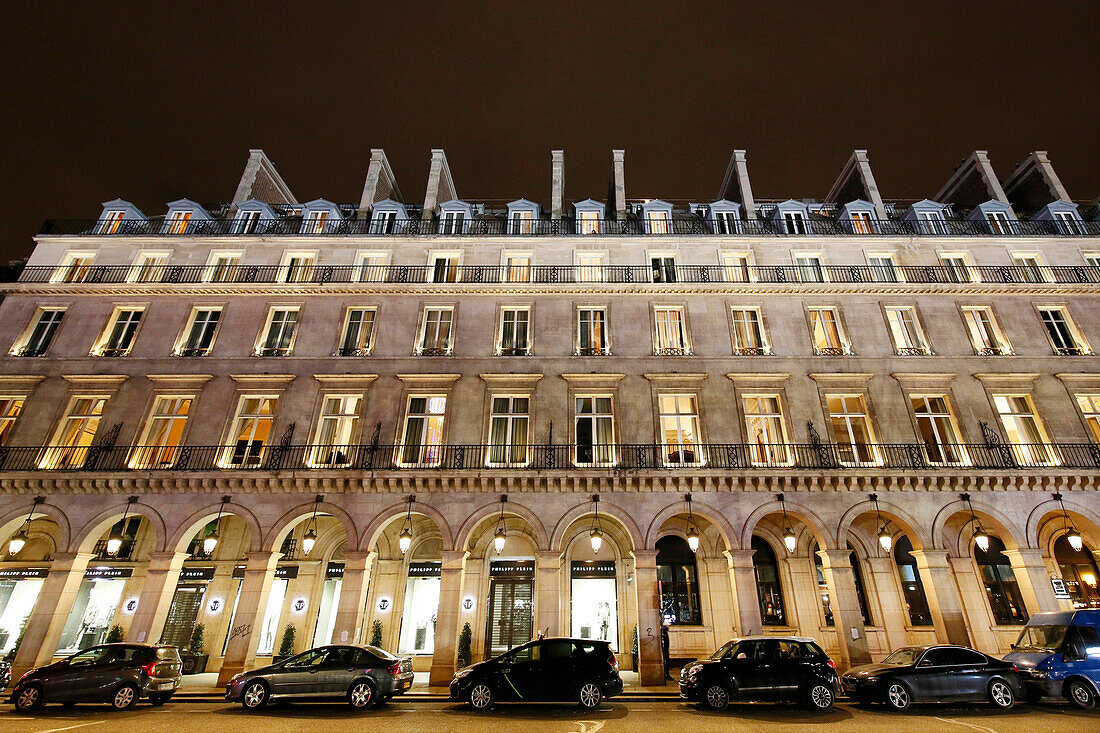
205 253 241 283
1084 254 1100 277
827 394 878 465
510 210 534 235
399 396 447 467
167 210 193 235
868 255 899 283
94 308 144 357
993 394 1053 465
961 307 1012 355
659 394 702 466
743 395 789 466
303 210 329 234
258 307 299 356
338 308 376 356
893 537 933 625
795 255 825 283
651 256 677 283
884 306 929 355
53 253 94 283
647 210 671 235
578 210 600 235
503 254 531 283
654 307 690 355
730 307 768 355
0 397 24 446
357 253 387 282
752 536 786 625
177 308 221 356
418 307 453 356
132 396 192 469
311 395 361 467
850 211 875 234
986 210 1013 235
130 253 168 283
498 308 530 355
911 396 966 465
43 396 107 469
1038 307 1090 355
235 209 261 234
975 536 1029 624
14 308 64 356
722 253 752 283
714 211 739 235
1012 254 1047 283
430 254 459 283
1075 394 1100 445
575 253 604 282
487 396 529 467
940 254 975 283
575 396 615 466
281 253 316 283
657 535 702 625
577 308 608 355
97 210 126 234
224 396 278 468
808 307 848 355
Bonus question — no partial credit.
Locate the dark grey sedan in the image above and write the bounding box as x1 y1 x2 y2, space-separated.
226 645 414 710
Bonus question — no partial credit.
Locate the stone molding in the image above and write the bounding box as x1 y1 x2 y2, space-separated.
479 373 544 384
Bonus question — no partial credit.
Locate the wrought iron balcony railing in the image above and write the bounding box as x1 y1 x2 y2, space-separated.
1 441 1097 472
17 263 1100 287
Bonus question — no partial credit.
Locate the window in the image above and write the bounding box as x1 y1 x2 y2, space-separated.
258 307 299 356
653 307 690 355
43 396 107 469
1012 254 1047 283
659 394 702 466
752 536 786 625
503 254 532 283
371 210 398 234
132 396 192 468
868 255 899 283
1075 394 1100 444
657 536 701 625
1054 535 1100 609
1085 254 1100 278
205 253 241 283
714 211 739 235
911 396 966 464
918 210 948 235
783 210 807 235
975 536 1029 625
577 308 608 355
303 210 329 235
1054 211 1085 235
850 211 875 235
235 209 261 234
730 307 768 355
812 544 872 626
961 307 1012 355
14 308 64 356
224 396 278 468
647 210 671 235
53 253 94 283
430 254 459 283
97 210 125 234
399 396 447 467
795 255 825 283
993 394 1052 465
575 396 615 466
311 395 361 467
281 253 315 283
487 396 529 467
177 308 221 356
94 308 144 356
439 210 465 235
510 210 534 235
575 252 604 282
357 253 387 282
808 307 848 355
884 306 929 355
418 307 453 355
827 394 878 465
721 253 752 283
0 397 24 445
651 256 677 283
940 254 975 283
498 307 530 355
893 537 933 625
743 395 789 466
578 210 600 235
129 253 168 283
166 210 193 235
337 308 376 356
1038 307 1090 355
986 210 1014 235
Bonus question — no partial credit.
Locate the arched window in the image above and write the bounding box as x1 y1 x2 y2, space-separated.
1054 535 1100 609
811 543 873 626
893 536 933 626
752 536 786 626
656 535 701 625
975 536 1028 625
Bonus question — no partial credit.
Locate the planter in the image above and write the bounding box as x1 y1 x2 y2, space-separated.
181 653 209 675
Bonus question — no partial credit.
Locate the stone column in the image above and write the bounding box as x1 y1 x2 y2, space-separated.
217 551 280 686
702 556 736 642
1003 548 1061 614
865 556 910 651
126 551 189 644
429 550 468 686
11 552 93 680
331 550 375 645
817 549 871 668
726 549 762 636
948 555 1000 652
631 549 665 686
910 550 973 648
786 556 822 637
534 550 562 637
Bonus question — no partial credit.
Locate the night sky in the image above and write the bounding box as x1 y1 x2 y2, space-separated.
1 1 1097 259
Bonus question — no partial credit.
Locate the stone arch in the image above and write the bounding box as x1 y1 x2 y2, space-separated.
644 497 738 551
1027 496 1100 551
455 499 549 552
739 497 832 551
167 501 264 554
836 497 933 553
550 499 643 553
360 501 454 552
72 500 167 554
0 500 71 553
931 496 1029 557
264 501 359 553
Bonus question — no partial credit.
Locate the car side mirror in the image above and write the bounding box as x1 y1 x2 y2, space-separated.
917 659 932 667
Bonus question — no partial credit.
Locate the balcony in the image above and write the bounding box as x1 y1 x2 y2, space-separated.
0 441 1096 472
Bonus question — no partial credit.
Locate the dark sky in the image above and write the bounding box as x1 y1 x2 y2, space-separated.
1 1 1097 259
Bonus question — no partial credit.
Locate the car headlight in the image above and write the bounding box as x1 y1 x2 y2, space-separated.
1029 670 1048 679
454 668 472 679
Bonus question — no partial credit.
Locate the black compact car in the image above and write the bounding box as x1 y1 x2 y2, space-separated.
450 637 623 710
10 643 182 710
680 636 839 711
225 645 413 710
842 645 1025 711
0 660 10 690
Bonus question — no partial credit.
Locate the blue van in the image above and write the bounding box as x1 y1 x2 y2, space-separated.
1004 609 1100 709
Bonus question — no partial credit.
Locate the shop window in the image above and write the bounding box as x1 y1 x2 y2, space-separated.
256 578 288 655
657 536 701 625
975 535 1029 625
571 561 618 649
55 575 127 654
1055 535 1100 609
0 571 45 655
812 543 873 627
893 536 933 626
399 562 441 654
312 570 343 647
752 536 786 626
399 396 447 467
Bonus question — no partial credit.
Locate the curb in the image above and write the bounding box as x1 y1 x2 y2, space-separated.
171 692 686 704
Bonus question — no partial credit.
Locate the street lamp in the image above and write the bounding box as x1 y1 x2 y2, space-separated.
962 493 989 553
302 494 324 556
870 493 892 553
7 496 44 556
203 495 230 555
589 495 603 554
398 496 415 555
493 495 508 555
778 493 796 554
106 497 137 557
685 494 700 553
1054 492 1084 552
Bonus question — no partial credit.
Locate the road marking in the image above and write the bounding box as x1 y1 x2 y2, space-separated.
31 723 106 733
933 717 999 733
571 722 604 733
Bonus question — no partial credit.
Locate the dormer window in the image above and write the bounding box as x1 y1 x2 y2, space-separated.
303 210 329 234
372 210 397 234
578 210 600 235
916 210 947 235
440 210 466 235
236 209 261 234
850 211 874 234
98 210 126 235
783 211 807 235
714 210 739 235
986 210 1013 235
510 210 534 234
1053 210 1084 235
167 210 193 235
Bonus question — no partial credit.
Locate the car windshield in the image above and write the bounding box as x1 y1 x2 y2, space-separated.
710 641 737 660
1013 625 1068 653
883 648 922 665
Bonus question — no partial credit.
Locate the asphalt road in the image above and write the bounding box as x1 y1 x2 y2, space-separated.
2 701 1097 733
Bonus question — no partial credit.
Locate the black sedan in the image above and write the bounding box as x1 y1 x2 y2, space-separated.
225 645 413 710
842 645 1025 711
680 636 839 711
450 637 623 710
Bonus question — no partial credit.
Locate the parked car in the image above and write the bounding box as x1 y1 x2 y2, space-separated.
450 637 622 710
9 643 182 710
0 659 10 690
225 645 413 710
1005 609 1100 709
679 636 838 711
843 644 1024 711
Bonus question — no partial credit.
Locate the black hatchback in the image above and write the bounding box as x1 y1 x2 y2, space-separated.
680 637 839 711
842 645 1025 711
450 637 623 710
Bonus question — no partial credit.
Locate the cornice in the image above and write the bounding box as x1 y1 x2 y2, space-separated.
561 373 626 383
230 374 296 384
479 373 544 384
62 374 129 389
643 373 708 383
313 374 379 384
809 372 875 382
973 372 1041 384
0 375 46 385
1055 373 1100 383
147 374 215 385
892 372 957 382
726 372 790 383
395 373 461 386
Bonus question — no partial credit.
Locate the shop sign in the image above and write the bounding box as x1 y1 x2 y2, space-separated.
179 566 216 582
291 597 308 613
232 564 299 579
122 597 139 614
462 595 476 612
1051 577 1071 600
84 566 133 579
326 562 345 578
0 567 48 580
489 560 535 578
408 561 442 577
376 596 392 613
571 561 616 579
206 597 225 614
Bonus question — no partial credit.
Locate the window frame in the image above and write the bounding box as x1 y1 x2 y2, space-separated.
355 250 390 283
1036 305 1091 355
500 251 534 284
573 394 617 467
0 396 26 446
486 394 531 467
12 306 66 357
825 393 880 466
792 251 826 283
92 305 147 357
882 305 930 356
337 306 377 357
741 393 792 466
938 251 979 283
652 305 691 356
990 392 1056 466
416 305 455 356
396 394 448 467
807 305 850 356
497 305 531 356
573 251 607 283
203 250 243 283
720 251 755 283
175 306 223 357
729 305 770 355
52 251 96 284
130 394 194 469
575 306 610 356
255 305 302 356
427 251 462 283
221 394 280 468
657 393 704 467
960 305 1013 356
866 252 903 283
908 394 968 465
309 393 364 468
42 394 109 469
127 251 171 283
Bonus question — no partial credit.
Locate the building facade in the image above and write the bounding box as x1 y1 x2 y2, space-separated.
1 148 1099 687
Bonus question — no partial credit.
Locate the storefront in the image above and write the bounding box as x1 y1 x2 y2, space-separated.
399 561 440 655
570 561 618 650
160 566 214 648
0 567 48 654
56 567 131 655
485 560 533 656
228 564 296 656
312 561 343 647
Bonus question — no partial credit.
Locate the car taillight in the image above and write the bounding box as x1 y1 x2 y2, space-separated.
141 662 158 677
1011 663 1018 671
387 662 401 676
609 653 618 672
826 658 837 670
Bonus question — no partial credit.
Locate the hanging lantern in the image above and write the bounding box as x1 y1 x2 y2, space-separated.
779 493 796 554
7 497 41 556
871 494 892 552
203 495 230 556
398 496 415 555
106 497 137 557
589 495 603 554
962 493 990 553
302 494 323 556
1055 492 1085 552
685 494 700 553
493 496 508 555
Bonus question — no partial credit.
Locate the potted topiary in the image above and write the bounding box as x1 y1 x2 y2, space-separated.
105 624 125 644
631 625 639 671
274 623 296 663
456 622 472 669
369 620 383 647
181 623 208 674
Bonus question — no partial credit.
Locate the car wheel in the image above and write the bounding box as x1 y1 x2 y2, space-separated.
885 682 911 711
1067 679 1097 710
988 679 1015 710
13 684 43 711
468 682 493 710
347 680 375 709
111 684 139 711
578 681 603 710
806 684 835 711
241 680 269 710
148 693 172 706
703 683 729 711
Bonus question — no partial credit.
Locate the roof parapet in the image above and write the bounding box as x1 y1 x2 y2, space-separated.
1003 150 1071 211
551 150 565 220
719 150 757 219
609 150 626 218
232 149 297 206
422 149 457 220
935 150 1009 208
358 149 402 214
825 150 887 219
